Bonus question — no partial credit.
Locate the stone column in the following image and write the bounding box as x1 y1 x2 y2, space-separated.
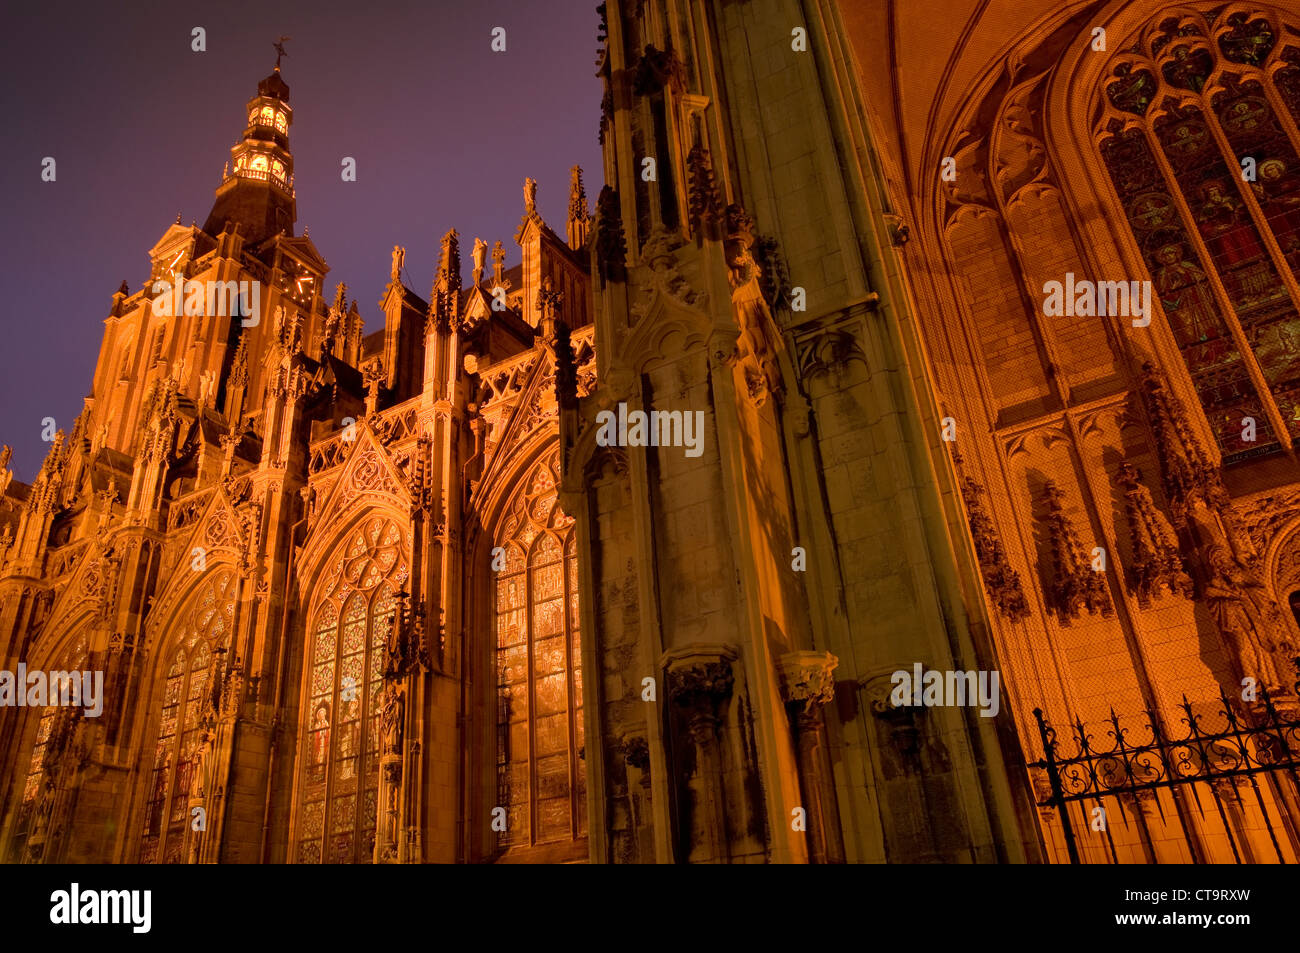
664 645 737 864
778 650 844 863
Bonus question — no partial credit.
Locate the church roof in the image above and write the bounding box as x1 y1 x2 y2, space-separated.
258 67 290 103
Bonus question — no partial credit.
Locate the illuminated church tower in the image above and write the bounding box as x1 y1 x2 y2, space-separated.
3 1 1297 867
0 55 596 863
204 64 297 243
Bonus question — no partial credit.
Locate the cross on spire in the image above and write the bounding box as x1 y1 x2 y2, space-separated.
273 35 291 70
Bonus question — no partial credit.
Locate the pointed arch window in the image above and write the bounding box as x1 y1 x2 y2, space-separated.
9 633 90 862
139 570 236 864
494 459 585 854
1098 10 1300 462
296 515 407 864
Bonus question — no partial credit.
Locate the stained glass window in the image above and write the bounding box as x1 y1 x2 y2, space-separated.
139 570 236 864
10 633 90 858
296 515 407 864
494 459 585 853
1099 11 1300 462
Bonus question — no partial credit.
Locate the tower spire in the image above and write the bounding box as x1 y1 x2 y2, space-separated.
202 61 296 243
567 165 590 250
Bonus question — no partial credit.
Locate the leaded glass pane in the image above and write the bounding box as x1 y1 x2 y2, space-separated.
296 517 408 863
493 461 583 853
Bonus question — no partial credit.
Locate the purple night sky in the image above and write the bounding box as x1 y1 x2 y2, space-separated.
0 0 603 481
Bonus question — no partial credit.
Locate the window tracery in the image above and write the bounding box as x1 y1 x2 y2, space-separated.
139 570 236 863
11 632 90 858
494 459 585 852
296 515 407 864
1098 9 1300 461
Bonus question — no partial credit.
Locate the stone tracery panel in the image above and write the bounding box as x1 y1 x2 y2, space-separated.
138 569 236 863
492 456 584 853
295 515 408 864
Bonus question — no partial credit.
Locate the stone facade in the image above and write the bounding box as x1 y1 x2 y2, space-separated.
1 0 1297 865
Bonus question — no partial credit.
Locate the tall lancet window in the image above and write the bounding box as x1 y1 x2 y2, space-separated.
494 459 585 855
1098 11 1300 461
296 516 407 864
139 570 236 864
10 632 90 861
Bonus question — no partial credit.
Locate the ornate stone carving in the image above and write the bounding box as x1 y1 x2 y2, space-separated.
664 644 737 709
429 229 462 334
630 226 706 324
621 735 650 772
1042 480 1112 620
362 358 385 416
1138 362 1231 530
633 43 685 96
383 590 429 678
595 185 627 283
1139 362 1295 696
686 133 723 241
1203 544 1296 692
723 205 783 404
536 274 564 337
777 651 838 714
957 468 1031 622
1115 463 1193 605
566 166 590 249
554 321 578 411
795 328 868 380
380 683 405 754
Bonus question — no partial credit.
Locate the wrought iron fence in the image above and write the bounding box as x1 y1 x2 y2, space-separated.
1031 668 1300 863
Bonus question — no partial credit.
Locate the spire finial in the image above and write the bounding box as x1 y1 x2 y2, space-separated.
491 241 505 286
273 35 291 70
567 165 590 249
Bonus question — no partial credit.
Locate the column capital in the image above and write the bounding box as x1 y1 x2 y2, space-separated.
777 650 838 710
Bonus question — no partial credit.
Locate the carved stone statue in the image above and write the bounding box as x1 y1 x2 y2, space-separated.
192 725 215 799
723 205 782 402
1202 545 1293 691
491 240 506 287
390 245 405 281
524 177 538 214
471 237 488 285
381 685 405 754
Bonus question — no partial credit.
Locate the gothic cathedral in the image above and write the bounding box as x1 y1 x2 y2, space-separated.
2 0 1299 865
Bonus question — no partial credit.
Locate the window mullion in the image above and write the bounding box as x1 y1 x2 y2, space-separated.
320 621 338 860
1139 121 1293 450
1263 61 1300 167
564 549 578 841
1201 81 1300 322
526 561 537 848
157 670 186 863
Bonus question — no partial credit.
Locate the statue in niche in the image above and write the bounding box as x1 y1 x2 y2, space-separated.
1202 545 1294 692
380 684 404 754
